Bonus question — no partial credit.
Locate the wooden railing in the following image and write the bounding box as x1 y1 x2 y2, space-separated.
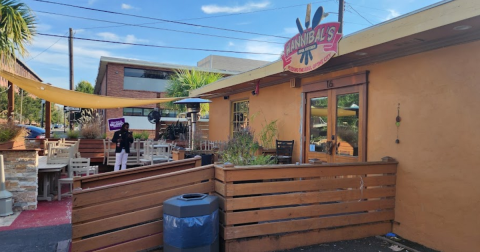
71 158 397 252
215 159 398 252
71 164 215 252
73 156 202 189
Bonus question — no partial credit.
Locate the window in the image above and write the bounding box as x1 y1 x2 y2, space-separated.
124 68 170 80
231 100 249 135
124 68 172 92
123 107 180 117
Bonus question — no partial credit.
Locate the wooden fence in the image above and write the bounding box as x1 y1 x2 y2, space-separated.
73 156 202 189
71 165 214 252
215 159 398 252
71 158 397 252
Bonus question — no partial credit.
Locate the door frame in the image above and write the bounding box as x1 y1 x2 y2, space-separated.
302 71 369 163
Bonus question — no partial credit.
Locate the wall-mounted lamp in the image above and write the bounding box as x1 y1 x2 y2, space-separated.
251 90 256 96
223 95 229 100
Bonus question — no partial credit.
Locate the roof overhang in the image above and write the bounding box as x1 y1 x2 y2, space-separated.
93 56 239 94
190 0 480 98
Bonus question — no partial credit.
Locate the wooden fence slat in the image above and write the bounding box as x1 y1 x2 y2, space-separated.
72 206 163 239
227 175 396 196
95 233 163 252
215 166 225 181
224 222 392 252
223 164 397 182
72 181 214 223
224 210 394 239
72 221 162 252
224 187 396 210
73 158 202 189
74 168 214 207
215 180 226 196
225 198 395 225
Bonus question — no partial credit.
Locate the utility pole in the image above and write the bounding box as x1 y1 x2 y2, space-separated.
338 0 344 34
69 28 74 131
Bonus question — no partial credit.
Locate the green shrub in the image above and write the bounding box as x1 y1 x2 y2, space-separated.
221 128 273 166
52 132 61 139
66 130 80 139
0 122 26 142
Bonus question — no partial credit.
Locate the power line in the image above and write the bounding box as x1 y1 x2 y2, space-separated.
26 31 68 62
78 0 334 31
346 3 374 25
35 10 284 45
37 33 282 55
32 0 290 39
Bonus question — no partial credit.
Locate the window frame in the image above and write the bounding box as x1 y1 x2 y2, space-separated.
230 99 250 136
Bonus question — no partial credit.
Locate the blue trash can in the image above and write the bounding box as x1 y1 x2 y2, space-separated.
163 193 219 252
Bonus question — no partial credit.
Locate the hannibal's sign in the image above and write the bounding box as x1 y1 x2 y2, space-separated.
282 6 342 74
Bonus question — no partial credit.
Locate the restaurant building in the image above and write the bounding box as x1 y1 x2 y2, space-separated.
93 56 266 137
190 0 480 251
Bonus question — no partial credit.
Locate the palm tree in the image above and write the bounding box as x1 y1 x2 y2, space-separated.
0 0 36 63
165 69 224 116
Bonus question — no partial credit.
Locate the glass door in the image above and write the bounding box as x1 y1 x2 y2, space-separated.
305 85 365 163
305 91 332 163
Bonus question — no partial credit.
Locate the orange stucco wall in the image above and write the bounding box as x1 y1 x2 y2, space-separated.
208 40 480 251
209 82 303 162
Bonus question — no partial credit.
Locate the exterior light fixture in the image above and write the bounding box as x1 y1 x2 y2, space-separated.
453 25 471 31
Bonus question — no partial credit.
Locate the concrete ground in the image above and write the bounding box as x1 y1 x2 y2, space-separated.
283 236 440 252
0 224 71 252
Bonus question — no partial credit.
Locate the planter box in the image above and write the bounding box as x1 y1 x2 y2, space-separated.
214 160 398 252
0 140 25 150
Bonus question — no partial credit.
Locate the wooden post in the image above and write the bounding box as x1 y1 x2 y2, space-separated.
338 0 344 34
7 81 14 122
154 93 161 140
69 28 74 131
45 101 51 138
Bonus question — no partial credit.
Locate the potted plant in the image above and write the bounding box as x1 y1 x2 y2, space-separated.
251 112 278 154
221 127 276 166
0 122 27 149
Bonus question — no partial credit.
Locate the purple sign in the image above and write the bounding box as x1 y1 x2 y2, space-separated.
108 118 125 131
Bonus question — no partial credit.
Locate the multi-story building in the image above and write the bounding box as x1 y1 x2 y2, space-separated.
93 56 267 137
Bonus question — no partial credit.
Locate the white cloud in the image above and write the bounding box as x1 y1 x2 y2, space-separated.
97 32 119 41
228 38 282 61
88 0 97 5
121 3 133 10
96 32 148 43
228 42 235 46
384 9 400 21
283 27 299 35
36 24 52 32
202 1 270 14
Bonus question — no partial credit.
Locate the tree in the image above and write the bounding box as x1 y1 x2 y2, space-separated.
165 69 223 115
0 0 36 63
75 80 94 94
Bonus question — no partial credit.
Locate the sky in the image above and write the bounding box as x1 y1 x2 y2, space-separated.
22 0 442 90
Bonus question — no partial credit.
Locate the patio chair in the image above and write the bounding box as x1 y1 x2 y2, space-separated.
58 158 96 201
276 140 294 164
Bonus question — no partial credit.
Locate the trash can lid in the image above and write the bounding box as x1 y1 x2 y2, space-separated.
163 194 218 218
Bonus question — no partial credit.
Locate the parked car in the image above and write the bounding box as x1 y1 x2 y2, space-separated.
18 125 46 139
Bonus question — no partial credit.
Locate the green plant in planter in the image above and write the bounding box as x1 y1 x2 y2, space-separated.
0 122 27 143
66 130 80 139
336 126 358 149
133 131 150 140
251 112 278 149
222 128 274 166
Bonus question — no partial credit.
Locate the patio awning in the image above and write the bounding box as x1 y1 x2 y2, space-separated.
0 70 181 109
